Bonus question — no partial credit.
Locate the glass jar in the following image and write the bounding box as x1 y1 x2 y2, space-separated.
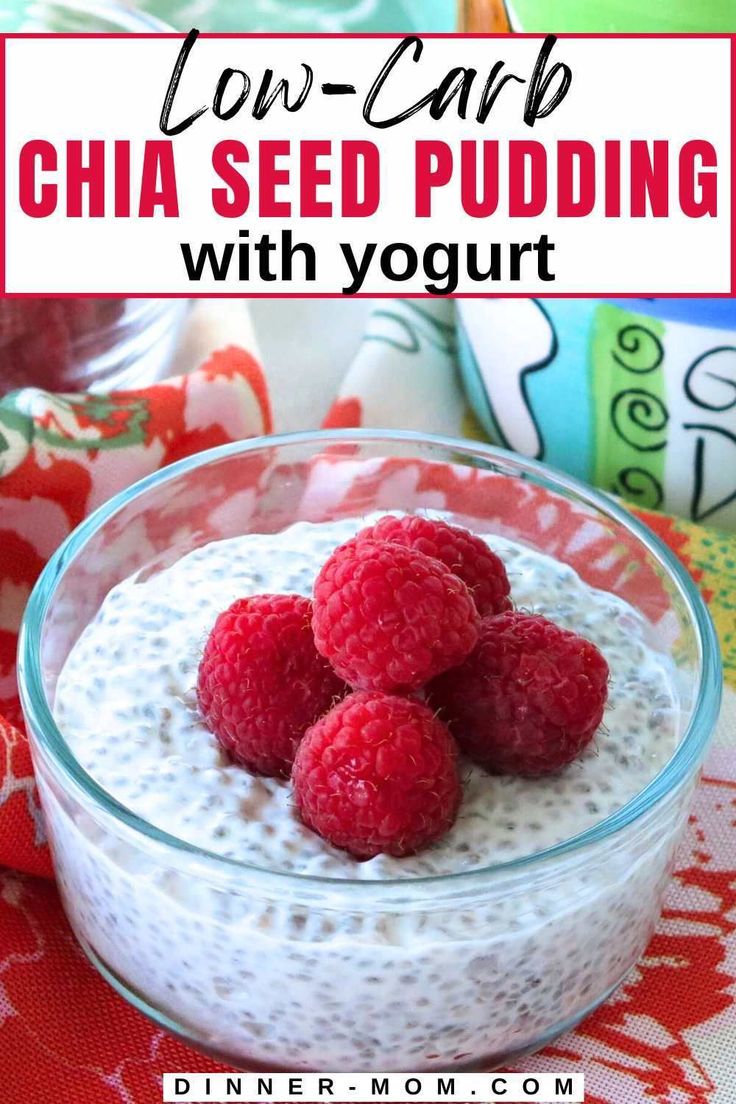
0 4 189 393
19 430 721 1071
0 298 190 393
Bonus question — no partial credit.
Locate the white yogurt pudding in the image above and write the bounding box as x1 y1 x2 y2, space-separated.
45 514 688 1071
55 516 677 877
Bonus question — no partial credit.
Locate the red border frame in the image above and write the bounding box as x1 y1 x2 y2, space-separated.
0 31 733 299
731 35 735 296
0 35 5 297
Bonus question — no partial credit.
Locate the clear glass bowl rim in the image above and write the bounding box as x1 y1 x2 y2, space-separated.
18 428 723 892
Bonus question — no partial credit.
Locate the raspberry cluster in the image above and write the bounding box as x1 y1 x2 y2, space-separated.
197 516 610 860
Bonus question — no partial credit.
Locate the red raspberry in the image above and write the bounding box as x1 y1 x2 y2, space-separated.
4 301 72 390
292 691 461 858
429 611 609 777
312 540 480 693
197 594 345 778
0 301 31 346
356 515 512 617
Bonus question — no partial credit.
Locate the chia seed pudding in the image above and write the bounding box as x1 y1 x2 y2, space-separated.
45 514 686 1071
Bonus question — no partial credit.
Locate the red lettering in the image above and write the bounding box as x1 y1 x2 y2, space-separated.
67 139 105 216
509 141 547 217
604 140 621 217
114 141 131 218
300 140 332 217
679 140 717 216
212 139 250 217
19 140 57 217
415 140 452 217
259 140 291 217
138 141 179 217
631 140 669 217
341 141 380 217
557 140 595 217
461 140 499 218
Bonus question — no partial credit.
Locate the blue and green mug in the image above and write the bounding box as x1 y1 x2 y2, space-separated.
458 298 736 530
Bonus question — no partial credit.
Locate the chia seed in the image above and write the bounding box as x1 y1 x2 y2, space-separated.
48 513 682 1070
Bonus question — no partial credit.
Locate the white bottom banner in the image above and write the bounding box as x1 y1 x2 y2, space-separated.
162 1072 584 1102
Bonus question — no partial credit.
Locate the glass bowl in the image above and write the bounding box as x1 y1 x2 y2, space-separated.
18 430 722 1072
